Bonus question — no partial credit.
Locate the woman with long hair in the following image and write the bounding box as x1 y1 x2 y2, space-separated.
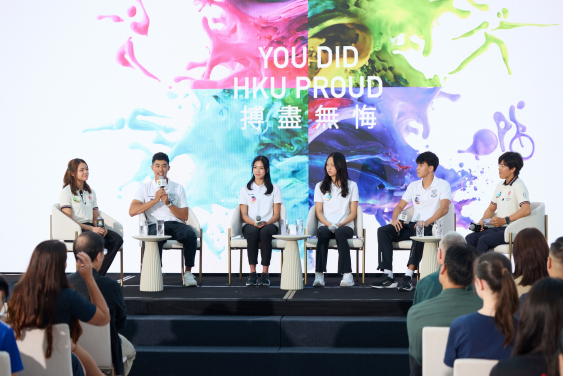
8 240 111 375
512 227 549 296
239 156 283 286
491 277 563 376
312 152 359 287
60 158 124 275
444 252 519 367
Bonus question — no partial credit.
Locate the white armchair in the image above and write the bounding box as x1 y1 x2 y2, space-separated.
77 322 116 375
51 204 124 285
0 351 10 376
492 202 547 259
422 326 451 376
453 359 498 376
305 205 366 284
16 324 73 376
227 204 287 284
139 207 203 284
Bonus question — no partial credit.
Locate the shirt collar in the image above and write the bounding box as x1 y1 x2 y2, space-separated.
418 176 437 189
252 182 264 190
503 176 518 186
439 287 470 296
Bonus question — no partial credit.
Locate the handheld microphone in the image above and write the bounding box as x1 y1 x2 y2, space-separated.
469 222 482 232
157 175 167 189
255 215 263 226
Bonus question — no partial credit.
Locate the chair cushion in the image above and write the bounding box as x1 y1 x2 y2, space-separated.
230 238 286 249
492 244 509 254
163 239 201 249
393 241 412 249
306 238 364 248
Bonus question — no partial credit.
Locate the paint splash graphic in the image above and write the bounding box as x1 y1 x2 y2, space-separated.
83 89 308 258
308 0 559 86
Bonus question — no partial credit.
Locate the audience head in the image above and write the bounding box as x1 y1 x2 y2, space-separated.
498 151 523 178
0 276 8 305
73 232 105 271
247 156 273 194
548 237 563 279
513 228 549 286
7 240 81 358
63 158 91 194
416 151 439 176
152 152 170 179
514 277 563 376
321 152 350 198
437 231 466 265
439 244 479 288
474 252 519 347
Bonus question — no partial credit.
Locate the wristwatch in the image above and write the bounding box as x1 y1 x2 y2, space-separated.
166 202 173 208
504 216 511 224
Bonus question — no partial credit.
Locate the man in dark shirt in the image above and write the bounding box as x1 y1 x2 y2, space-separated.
68 232 136 376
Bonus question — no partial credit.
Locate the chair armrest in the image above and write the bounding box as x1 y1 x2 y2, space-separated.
504 213 545 242
231 206 243 238
306 208 318 237
52 206 82 241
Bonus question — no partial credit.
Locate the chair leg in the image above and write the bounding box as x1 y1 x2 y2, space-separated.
228 229 231 285
304 248 307 285
363 229 366 285
199 244 203 286
181 248 184 282
356 249 359 282
280 250 284 279
239 249 243 280
509 233 513 261
120 248 124 287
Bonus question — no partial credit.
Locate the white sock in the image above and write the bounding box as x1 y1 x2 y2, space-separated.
384 269 393 278
405 269 414 278
315 272 324 278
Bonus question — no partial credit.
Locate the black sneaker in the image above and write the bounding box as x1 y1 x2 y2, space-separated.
246 273 258 286
370 275 398 289
258 273 270 286
398 276 413 291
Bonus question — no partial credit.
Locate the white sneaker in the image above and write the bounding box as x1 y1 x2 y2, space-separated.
183 272 197 287
340 273 355 287
312 272 325 287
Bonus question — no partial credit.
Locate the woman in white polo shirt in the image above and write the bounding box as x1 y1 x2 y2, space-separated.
59 158 123 275
313 152 359 287
239 156 283 287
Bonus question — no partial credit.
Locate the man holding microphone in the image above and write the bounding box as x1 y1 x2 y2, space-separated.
129 152 198 286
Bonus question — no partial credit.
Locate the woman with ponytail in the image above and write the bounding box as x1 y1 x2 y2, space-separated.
60 158 123 275
443 252 519 367
239 156 283 287
8 241 111 376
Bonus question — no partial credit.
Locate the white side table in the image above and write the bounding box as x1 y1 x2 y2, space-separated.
133 235 171 292
273 235 310 290
410 236 442 279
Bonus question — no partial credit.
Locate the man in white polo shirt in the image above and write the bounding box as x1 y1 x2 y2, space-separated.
371 152 451 292
129 152 198 287
466 152 531 253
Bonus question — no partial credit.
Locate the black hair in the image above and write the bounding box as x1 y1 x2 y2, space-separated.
0 276 8 300
415 151 439 172
73 232 105 265
443 244 479 287
152 152 170 165
498 151 523 177
551 237 563 263
246 156 273 195
320 152 350 197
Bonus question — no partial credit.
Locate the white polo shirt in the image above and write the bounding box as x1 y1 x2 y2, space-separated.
239 182 283 227
60 185 98 224
134 179 188 224
314 180 359 230
491 176 530 220
401 176 451 222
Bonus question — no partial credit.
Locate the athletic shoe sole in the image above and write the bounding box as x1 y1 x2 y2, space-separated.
370 282 398 289
398 285 413 291
246 282 257 286
312 281 325 287
340 281 354 287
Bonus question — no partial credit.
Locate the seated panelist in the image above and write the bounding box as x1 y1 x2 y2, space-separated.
466 152 531 253
129 152 198 287
60 158 123 276
239 155 283 287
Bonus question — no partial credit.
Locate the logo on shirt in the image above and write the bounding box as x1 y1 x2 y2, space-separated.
72 196 80 203
431 189 437 198
415 196 420 204
324 193 332 201
496 191 502 198
88 195 92 201
508 191 511 196
250 195 256 204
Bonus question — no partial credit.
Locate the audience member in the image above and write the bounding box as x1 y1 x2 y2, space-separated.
444 252 518 367
512 228 549 296
490 277 563 376
558 331 563 376
68 232 136 375
0 276 24 375
0 276 8 320
406 244 481 376
412 231 466 305
547 237 563 279
7 240 111 376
